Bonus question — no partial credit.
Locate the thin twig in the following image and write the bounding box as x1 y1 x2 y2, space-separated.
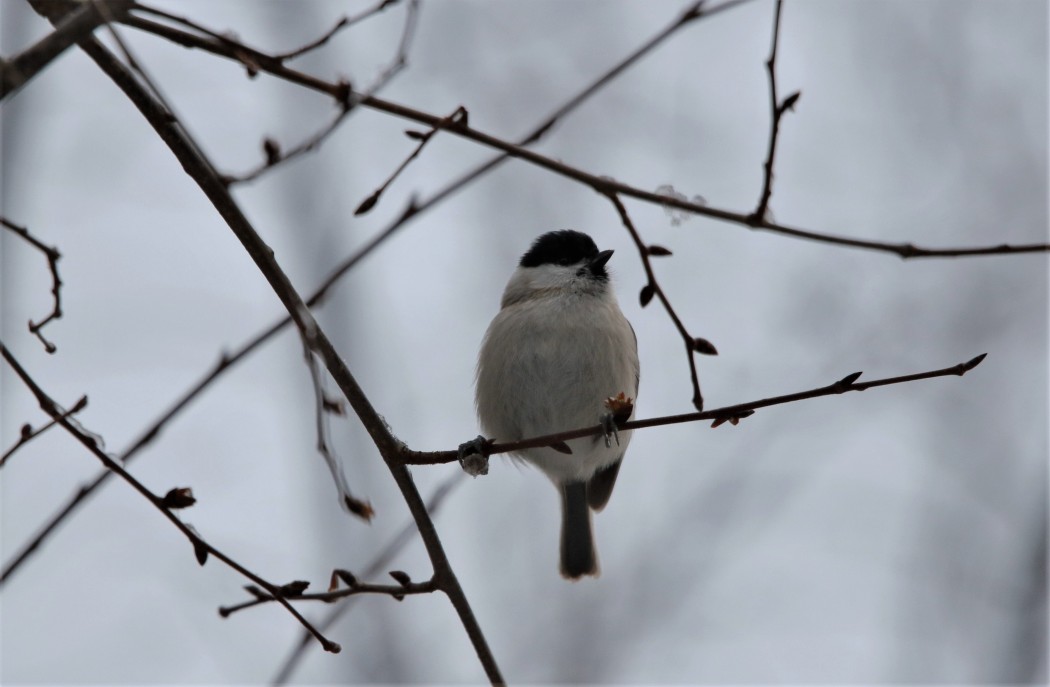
302 342 374 520
405 353 989 465
220 575 437 617
749 0 797 224
354 105 467 215
118 8 1050 259
606 193 715 410
0 395 87 469
273 473 463 684
226 0 419 185
268 0 407 65
272 16 351 61
0 342 342 653
2 217 63 353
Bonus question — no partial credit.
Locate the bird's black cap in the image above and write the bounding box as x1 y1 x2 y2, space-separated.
520 230 602 270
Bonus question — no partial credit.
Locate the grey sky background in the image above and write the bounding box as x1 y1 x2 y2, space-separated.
1 1 1047 684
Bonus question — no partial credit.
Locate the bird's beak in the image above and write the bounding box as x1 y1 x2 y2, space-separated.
589 249 614 271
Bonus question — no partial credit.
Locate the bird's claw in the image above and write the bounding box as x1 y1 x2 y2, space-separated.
600 412 620 449
457 435 490 477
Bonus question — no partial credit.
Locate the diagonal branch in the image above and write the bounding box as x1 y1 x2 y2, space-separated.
1 0 132 99
607 192 716 410
301 342 374 520
0 342 341 653
406 353 988 465
1 395 87 469
270 473 463 683
23 2 501 677
225 0 420 184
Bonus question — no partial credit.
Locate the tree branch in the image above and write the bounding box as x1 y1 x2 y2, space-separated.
0 0 132 99
607 193 717 410
301 342 374 520
2 217 63 353
225 0 420 185
23 4 501 678
118 4 1050 259
749 0 798 224
0 395 86 469
0 342 342 652
220 573 437 617
407 353 988 466
272 473 463 684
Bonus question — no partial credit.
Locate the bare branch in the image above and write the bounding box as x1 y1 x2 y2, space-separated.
27 13 501 678
2 217 63 353
133 0 402 64
272 16 352 62
267 0 408 65
0 0 132 99
224 0 420 185
749 0 797 224
273 473 463 684
407 353 989 466
301 342 374 520
0 342 342 653
220 573 437 617
0 395 87 469
355 105 467 216
606 193 713 411
117 9 1050 259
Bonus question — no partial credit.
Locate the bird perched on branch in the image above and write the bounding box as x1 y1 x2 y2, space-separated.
471 230 639 579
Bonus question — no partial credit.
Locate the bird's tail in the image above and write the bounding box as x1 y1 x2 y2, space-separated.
560 481 599 579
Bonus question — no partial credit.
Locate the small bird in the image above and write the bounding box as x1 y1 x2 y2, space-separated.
474 230 639 579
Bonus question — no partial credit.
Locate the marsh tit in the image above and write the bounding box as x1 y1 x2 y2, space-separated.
474 230 639 579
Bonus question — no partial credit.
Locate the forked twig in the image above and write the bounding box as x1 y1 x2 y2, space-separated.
225 0 420 184
606 193 718 410
2 218 63 353
1 395 87 469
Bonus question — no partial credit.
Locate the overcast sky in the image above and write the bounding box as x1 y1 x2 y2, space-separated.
2 1 1047 684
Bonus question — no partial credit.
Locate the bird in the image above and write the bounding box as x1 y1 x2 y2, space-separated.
473 229 639 579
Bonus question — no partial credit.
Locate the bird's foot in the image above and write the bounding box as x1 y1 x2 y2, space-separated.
457 435 491 477
599 412 620 449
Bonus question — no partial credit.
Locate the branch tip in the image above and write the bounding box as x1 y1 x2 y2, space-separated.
963 353 988 372
838 371 863 386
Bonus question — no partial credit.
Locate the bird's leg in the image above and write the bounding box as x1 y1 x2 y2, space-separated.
600 392 634 448
599 412 620 449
